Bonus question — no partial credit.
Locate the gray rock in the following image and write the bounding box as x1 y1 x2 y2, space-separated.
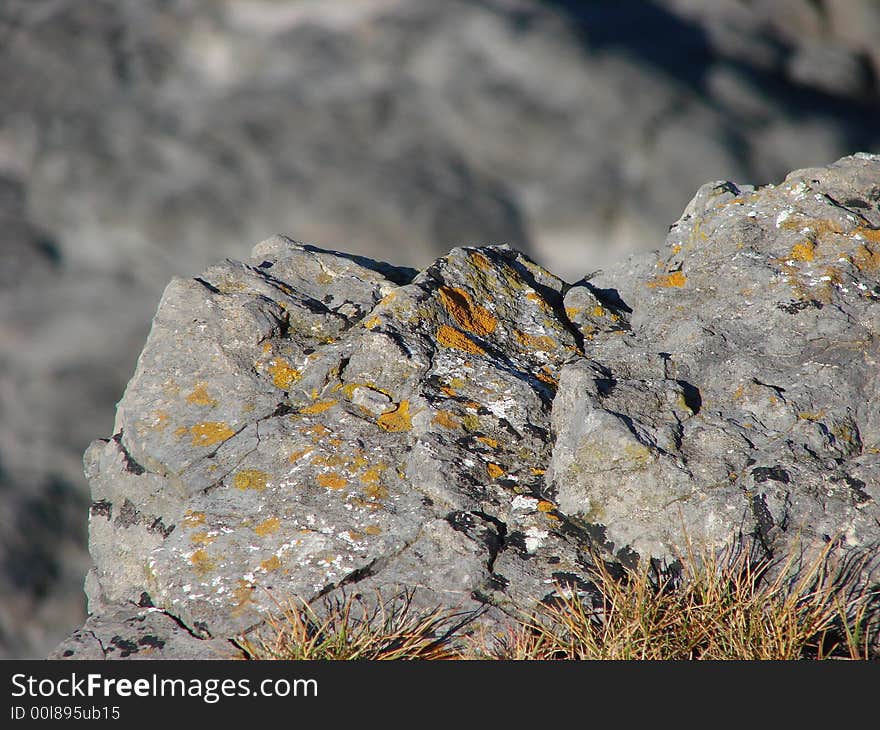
58 154 880 658
5 0 880 657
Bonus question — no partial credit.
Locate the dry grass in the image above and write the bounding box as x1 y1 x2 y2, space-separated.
237 590 467 660
487 539 880 661
240 539 880 661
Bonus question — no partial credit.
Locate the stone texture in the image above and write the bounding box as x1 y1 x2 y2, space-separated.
5 0 880 657
57 154 880 658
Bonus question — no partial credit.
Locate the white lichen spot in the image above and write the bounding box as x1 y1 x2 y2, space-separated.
525 527 549 553
775 209 792 227
512 495 539 512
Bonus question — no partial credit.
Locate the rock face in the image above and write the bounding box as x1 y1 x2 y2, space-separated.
53 154 880 659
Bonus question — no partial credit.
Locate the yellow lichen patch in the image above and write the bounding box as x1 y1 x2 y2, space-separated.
189 531 215 546
301 423 331 442
360 464 386 485
438 286 497 336
789 240 816 262
591 305 606 318
536 367 559 387
300 399 338 415
289 447 314 463
363 315 382 329
781 216 842 239
260 555 282 572
514 330 557 351
363 482 389 501
531 468 546 475
231 580 255 617
190 421 235 447
254 517 281 537
477 436 498 448
233 469 269 491
798 410 826 422
647 271 687 288
149 410 170 431
470 251 492 271
316 271 333 285
565 306 581 319
190 549 215 576
182 510 206 529
526 291 551 312
350 498 384 511
317 472 347 490
174 426 189 439
487 463 504 479
440 386 458 397
185 382 217 407
671 244 682 255
853 226 880 244
377 401 412 432
365 525 383 536
268 359 302 390
852 244 880 272
433 410 459 429
462 414 481 432
537 500 555 513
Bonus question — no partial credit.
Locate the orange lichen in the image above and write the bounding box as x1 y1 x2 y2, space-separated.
789 241 816 262
852 244 880 272
301 423 331 442
440 386 458 397
233 469 269 491
470 251 492 271
853 226 880 244
433 410 459 429
537 501 555 513
565 306 581 319
231 580 255 616
477 436 498 448
260 555 282 572
438 285 497 336
317 472 347 490
487 463 504 479
254 517 281 536
268 359 302 390
535 368 559 387
363 315 382 329
300 400 338 415
190 549 215 576
288 447 314 463
182 510 206 529
377 401 412 432
514 330 557 351
185 382 217 407
190 421 235 447
363 482 389 501
365 525 383 535
647 271 687 288
189 531 215 546
150 410 170 431
360 465 386 485
526 291 551 311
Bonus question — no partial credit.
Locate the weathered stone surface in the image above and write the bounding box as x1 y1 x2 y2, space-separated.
57 154 880 658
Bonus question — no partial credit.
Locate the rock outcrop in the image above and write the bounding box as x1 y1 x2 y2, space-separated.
5 0 880 657
53 154 880 659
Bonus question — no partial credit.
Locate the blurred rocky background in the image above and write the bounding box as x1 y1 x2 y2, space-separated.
0 0 878 658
